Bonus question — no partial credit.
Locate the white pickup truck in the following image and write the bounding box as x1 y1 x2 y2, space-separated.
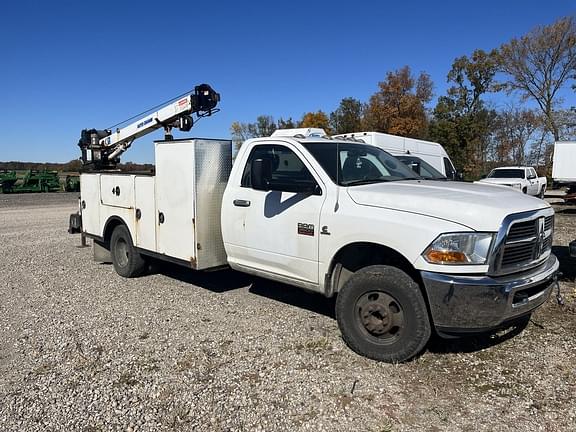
71 131 559 362
477 166 547 198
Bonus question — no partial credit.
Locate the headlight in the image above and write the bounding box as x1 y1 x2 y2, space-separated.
423 233 494 265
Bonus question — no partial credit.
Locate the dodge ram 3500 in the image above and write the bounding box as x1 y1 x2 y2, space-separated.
70 90 558 362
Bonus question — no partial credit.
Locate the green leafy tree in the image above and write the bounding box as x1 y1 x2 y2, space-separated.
429 50 499 177
277 117 297 129
255 115 277 137
329 97 364 134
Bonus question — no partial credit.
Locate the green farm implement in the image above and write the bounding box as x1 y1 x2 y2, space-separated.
64 175 81 192
1 170 61 193
0 170 18 193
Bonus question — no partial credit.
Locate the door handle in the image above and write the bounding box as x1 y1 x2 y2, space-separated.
233 199 251 207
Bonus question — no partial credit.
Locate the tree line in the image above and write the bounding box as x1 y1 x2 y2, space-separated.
231 16 576 179
0 160 154 173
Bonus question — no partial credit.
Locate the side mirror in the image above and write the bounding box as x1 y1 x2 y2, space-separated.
480 174 486 179
251 158 271 191
301 182 323 196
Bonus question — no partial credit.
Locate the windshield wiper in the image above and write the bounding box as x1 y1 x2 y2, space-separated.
386 177 420 182
342 178 391 186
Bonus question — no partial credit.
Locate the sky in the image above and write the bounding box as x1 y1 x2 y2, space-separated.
0 1 574 164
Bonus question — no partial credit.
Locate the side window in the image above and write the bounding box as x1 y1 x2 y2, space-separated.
443 157 456 179
529 168 536 178
241 144 316 190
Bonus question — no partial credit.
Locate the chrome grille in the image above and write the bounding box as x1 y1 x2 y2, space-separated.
499 214 554 273
501 242 535 266
507 220 537 241
544 215 553 231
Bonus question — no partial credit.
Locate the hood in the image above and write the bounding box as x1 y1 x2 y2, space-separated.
477 178 523 186
346 180 549 231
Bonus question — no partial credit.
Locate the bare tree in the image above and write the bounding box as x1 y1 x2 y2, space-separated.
498 16 576 141
493 107 541 165
230 115 277 149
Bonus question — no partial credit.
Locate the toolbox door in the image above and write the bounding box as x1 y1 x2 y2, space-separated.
155 141 196 263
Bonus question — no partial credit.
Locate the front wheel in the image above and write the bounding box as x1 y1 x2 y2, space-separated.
110 225 146 278
336 265 431 362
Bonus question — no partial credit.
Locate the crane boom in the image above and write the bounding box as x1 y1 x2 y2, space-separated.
77 84 220 170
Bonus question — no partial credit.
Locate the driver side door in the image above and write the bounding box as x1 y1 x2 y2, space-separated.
225 143 326 284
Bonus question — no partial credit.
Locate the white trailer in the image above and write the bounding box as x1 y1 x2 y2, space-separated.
552 141 576 185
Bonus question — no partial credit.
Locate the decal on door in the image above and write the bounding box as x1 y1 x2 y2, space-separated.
297 223 314 236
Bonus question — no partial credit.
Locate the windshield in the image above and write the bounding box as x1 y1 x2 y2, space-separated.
302 142 420 186
488 169 524 179
396 156 447 180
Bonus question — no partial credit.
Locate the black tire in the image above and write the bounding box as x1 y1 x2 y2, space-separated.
336 265 431 363
110 225 146 278
538 187 545 199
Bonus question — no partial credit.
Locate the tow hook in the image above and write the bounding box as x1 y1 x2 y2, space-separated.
554 272 564 306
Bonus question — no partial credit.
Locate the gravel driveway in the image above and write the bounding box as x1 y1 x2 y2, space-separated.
0 192 575 431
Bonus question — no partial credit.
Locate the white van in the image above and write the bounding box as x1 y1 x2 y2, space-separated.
334 131 459 180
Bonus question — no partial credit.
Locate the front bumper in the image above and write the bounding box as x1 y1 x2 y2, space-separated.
421 254 559 335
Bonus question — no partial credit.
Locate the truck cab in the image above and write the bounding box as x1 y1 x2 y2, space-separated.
221 135 558 361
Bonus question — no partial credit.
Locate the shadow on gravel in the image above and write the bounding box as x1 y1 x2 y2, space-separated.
150 260 337 318
249 279 336 319
151 261 252 293
552 246 576 282
427 316 530 355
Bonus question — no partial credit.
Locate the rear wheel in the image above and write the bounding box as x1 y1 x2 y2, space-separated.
336 265 431 362
110 225 146 278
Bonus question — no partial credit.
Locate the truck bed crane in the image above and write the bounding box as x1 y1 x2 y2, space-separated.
77 84 220 170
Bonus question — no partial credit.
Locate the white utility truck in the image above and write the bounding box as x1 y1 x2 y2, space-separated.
477 167 547 198
333 131 459 180
70 86 559 362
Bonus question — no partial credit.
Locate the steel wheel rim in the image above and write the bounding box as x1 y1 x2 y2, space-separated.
355 291 405 344
116 238 129 267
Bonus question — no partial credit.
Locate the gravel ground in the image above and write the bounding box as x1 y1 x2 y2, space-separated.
0 192 575 431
